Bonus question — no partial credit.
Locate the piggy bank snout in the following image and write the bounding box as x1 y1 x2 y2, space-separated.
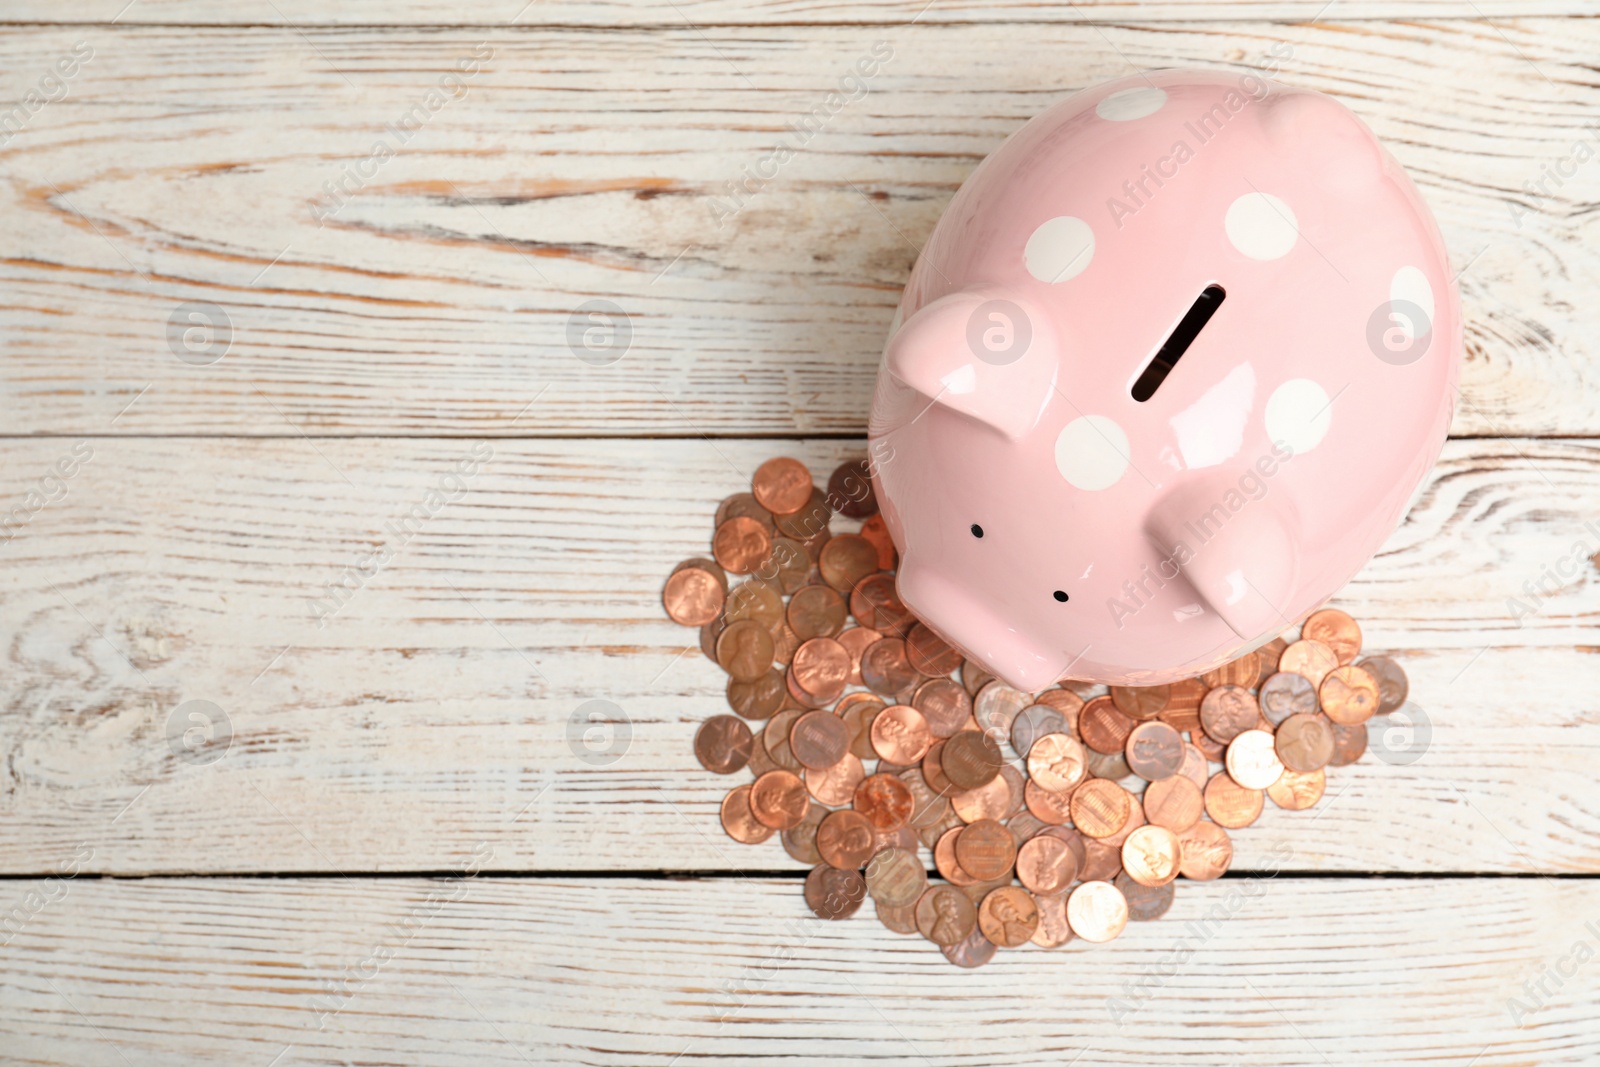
897 559 1070 691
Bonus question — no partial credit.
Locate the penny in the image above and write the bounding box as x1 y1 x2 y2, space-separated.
816 809 877 870
1159 678 1207 735
961 658 995 697
1115 870 1176 921
916 885 978 946
781 801 826 863
1125 720 1185 781
1178 742 1211 790
1204 771 1264 829
1177 820 1233 880
1202 651 1259 689
775 487 833 542
974 681 1032 744
1027 732 1087 793
771 621 801 667
1030 892 1075 948
749 769 810 830
1070 779 1133 839
1358 655 1409 714
716 619 775 682
1268 766 1327 810
1191 728 1226 763
1066 881 1128 943
762 709 803 772
979 886 1040 948
790 638 851 705
1329 719 1368 765
1012 704 1067 756
818 534 880 594
934 825 977 886
804 752 865 806
1111 684 1170 721
872 822 918 858
761 537 811 595
753 456 814 515
899 768 951 829
1016 833 1078 895
860 638 917 699
720 784 773 845
1303 607 1362 665
1225 729 1285 790
1275 712 1335 772
694 715 754 774
1024 778 1074 825
1034 688 1085 736
1079 695 1136 754
870 704 933 764
1121 824 1182 887
789 709 848 770
663 565 725 626
825 459 877 518
804 863 866 920
941 924 998 968
876 898 920 935
955 819 1017 881
713 516 774 575
715 491 774 533
674 558 726 595
921 739 956 797
1320 664 1381 725
1279 639 1339 689
913 678 973 738
1103 797 1146 848
836 627 882 687
858 513 897 571
864 846 926 907
787 584 848 641
1259 671 1319 725
854 773 915 832
951 773 1013 824
906 622 962 677
850 573 913 635
1142 774 1204 832
1080 837 1123 883
699 615 725 661
1199 685 1260 744
1088 749 1133 781
939 729 1003 790
745 728 778 778
724 580 786 631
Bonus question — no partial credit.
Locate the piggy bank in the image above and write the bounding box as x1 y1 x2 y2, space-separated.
867 68 1460 689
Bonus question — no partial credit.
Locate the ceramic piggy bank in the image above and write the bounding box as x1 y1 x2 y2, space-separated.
867 68 1460 689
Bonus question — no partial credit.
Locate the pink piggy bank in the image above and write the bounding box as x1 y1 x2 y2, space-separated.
867 68 1460 689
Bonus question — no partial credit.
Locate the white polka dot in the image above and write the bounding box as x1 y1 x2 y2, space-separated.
1389 265 1434 338
1096 86 1167 121
1225 192 1299 260
1055 415 1131 491
1264 378 1332 455
1025 216 1095 283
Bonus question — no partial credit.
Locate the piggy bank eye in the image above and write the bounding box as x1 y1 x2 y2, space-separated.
1053 590 1069 603
970 524 984 539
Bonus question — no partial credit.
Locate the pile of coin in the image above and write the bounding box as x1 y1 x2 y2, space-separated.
663 456 1410 968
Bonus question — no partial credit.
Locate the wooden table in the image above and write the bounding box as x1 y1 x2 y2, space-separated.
2 2 1598 1063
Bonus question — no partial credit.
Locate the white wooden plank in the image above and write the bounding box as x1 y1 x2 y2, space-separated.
0 22 1593 435
0 436 1596 874
0 876 1595 1065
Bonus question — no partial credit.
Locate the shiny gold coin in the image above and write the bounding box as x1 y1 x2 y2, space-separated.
1121 824 1182 887
1203 771 1264 829
1225 729 1285 790
1070 779 1133 839
1066 880 1128 943
978 886 1040 948
1320 664 1381 725
1302 607 1362 665
1267 767 1326 810
1279 638 1339 689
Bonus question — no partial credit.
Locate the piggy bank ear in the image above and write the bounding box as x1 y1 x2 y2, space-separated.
884 288 1059 441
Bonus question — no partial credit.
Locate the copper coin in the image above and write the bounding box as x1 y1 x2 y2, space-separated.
1079 837 1122 882
1254 637 1289 685
804 863 866 920
1225 729 1284 790
746 728 779 778
1275 712 1335 772
781 801 826 863
1259 671 1319 725
1066 881 1128 943
1280 639 1339 688
1070 779 1133 839
662 565 725 627
698 614 726 661
1158 678 1206 735
854 773 915 832
816 808 877 869
1267 766 1326 810
1358 655 1409 714
1329 719 1368 765
862 846 925 908
1088 749 1132 781
872 822 918 859
1121 824 1182 887
1303 607 1362 664
818 534 879 594
1201 651 1259 689
1111 684 1170 721
726 669 785 720
825 459 877 519
695 715 754 774
1016 834 1079 895
939 729 1003 790
942 925 997 968
1078 696 1136 755
912 678 973 738
720 784 773 845
1034 688 1085 735
1030 892 1075 948
1024 778 1074 825
870 705 933 764
774 487 832 542
1191 727 1226 763
712 516 773 575
761 708 803 772
1027 732 1087 793
974 681 1033 744
915 885 977 946
950 773 1013 825
962 658 996 697
899 768 951 829
849 573 911 635
716 489 774 529
724 578 785 629
1199 685 1260 744
755 536 807 595
787 584 848 641
791 637 851 704
1179 742 1211 790
860 637 917 699
858 513 897 571
1177 820 1233 880
1125 720 1185 781
1115 870 1176 921
1012 704 1068 755
978 886 1039 948
804 753 863 807
1204 772 1264 829
876 898 920 935
789 710 849 770
749 769 810 830
785 667 830 711
716 619 775 682
934 825 977 886
752 456 813 515
955 819 1016 881
1143 774 1203 832
1103 796 1146 848
771 621 801 667
836 626 881 686
840 697 885 760
906 622 962 677
922 739 956 797
1320 664 1381 725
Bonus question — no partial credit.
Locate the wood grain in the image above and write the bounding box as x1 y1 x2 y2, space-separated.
2 875 1596 1065
0 22 1595 436
0 436 1595 875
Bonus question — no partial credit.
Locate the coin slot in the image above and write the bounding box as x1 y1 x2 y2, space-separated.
1131 284 1226 403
